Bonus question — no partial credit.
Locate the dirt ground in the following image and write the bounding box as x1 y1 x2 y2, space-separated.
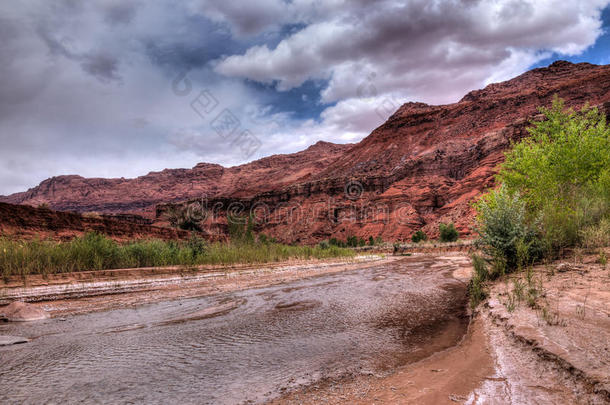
271 250 610 405
2 251 608 404
3 256 397 317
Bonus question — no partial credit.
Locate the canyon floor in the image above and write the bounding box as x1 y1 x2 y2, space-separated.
273 251 610 405
1 252 608 404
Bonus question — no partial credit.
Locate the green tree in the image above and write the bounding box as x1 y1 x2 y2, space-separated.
411 230 428 243
474 186 543 270
498 97 610 251
439 223 459 242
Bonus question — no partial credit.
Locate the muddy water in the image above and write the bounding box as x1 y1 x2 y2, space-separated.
0 256 469 405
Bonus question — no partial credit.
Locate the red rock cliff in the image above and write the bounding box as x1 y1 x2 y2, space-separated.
158 61 610 243
0 141 352 217
3 61 610 243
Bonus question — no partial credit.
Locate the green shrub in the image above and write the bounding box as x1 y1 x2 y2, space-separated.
599 250 608 269
328 237 346 248
579 217 610 251
346 235 358 247
187 234 208 258
472 98 610 275
471 254 490 281
439 223 458 242
368 236 375 246
474 186 544 270
498 97 610 253
227 214 255 244
468 272 486 310
411 230 428 243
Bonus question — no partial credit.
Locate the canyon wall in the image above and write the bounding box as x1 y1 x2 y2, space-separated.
3 61 610 243
158 62 610 243
0 202 191 241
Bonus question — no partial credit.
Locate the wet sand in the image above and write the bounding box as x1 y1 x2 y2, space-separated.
3 256 394 316
271 318 495 405
275 251 610 405
0 253 472 404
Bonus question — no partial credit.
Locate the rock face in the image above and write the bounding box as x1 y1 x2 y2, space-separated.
0 202 193 241
0 141 352 217
1 301 48 322
159 61 610 242
3 61 610 243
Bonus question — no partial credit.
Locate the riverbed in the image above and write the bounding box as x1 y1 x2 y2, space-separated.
0 255 471 404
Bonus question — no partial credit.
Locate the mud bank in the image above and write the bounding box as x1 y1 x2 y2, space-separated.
482 252 610 403
0 255 389 314
0 254 472 404
275 252 610 404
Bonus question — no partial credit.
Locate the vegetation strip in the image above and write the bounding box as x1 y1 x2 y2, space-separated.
1 232 354 280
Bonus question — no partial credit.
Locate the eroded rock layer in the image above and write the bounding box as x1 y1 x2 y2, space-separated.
3 61 610 243
159 61 610 243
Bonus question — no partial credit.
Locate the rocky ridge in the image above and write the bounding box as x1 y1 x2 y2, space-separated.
3 61 610 243
159 61 610 243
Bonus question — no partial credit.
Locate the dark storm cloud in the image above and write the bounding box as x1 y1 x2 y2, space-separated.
80 52 121 82
102 2 138 26
0 1 255 195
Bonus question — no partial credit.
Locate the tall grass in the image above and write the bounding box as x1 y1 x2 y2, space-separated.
0 232 355 280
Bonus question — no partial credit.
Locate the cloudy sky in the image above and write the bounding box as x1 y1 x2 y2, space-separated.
1 0 609 195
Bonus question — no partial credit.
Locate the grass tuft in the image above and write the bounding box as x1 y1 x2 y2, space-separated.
0 232 355 280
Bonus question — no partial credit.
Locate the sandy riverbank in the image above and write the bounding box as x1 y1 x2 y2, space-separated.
1 255 397 316
271 251 610 404
2 251 607 404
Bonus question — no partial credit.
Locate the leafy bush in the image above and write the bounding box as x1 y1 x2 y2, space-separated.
599 250 608 269
186 234 208 258
471 253 490 281
227 214 255 244
328 238 346 248
469 254 489 309
474 186 544 270
368 236 375 246
346 235 358 247
579 217 610 251
411 230 428 243
472 98 610 280
439 223 459 242
498 97 610 252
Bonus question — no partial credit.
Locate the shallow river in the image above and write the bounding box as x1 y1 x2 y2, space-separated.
0 256 469 404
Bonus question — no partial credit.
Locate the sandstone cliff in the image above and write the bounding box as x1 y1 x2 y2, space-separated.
0 202 191 241
158 61 610 243
1 141 351 217
3 61 610 243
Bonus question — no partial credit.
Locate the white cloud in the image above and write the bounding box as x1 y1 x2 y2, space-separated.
1 0 609 196
216 0 610 104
